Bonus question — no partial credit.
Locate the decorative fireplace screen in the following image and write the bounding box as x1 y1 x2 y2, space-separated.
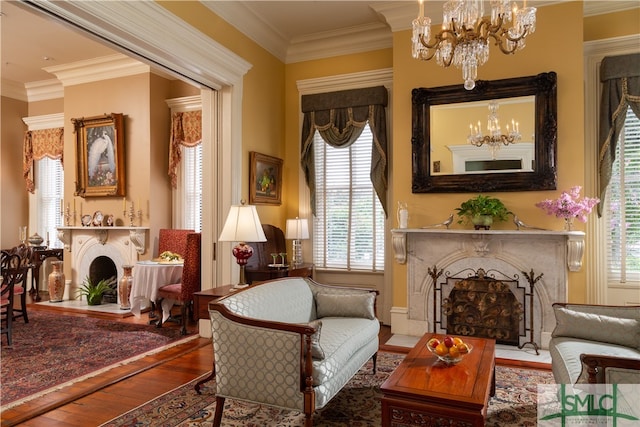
434 268 526 346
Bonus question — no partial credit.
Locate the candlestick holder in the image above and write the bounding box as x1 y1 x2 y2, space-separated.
127 205 136 227
64 206 71 226
137 209 143 226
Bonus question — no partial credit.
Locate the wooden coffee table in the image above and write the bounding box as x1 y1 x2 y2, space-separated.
380 333 496 427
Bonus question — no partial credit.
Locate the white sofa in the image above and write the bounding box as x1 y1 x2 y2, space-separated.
549 303 640 384
209 277 380 427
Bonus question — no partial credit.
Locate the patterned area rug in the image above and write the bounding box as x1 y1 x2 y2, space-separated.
102 352 554 427
1 308 195 409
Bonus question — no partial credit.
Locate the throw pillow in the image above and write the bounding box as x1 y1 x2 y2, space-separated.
308 320 324 360
315 292 376 320
552 306 640 350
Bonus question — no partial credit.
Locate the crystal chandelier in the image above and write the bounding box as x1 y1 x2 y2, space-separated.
467 101 521 158
412 0 537 90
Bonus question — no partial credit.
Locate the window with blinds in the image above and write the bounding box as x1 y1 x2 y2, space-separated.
181 144 203 232
313 123 385 271
606 106 640 283
35 157 64 248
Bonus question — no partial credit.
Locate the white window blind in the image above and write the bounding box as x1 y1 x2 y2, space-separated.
181 144 203 232
35 157 64 247
606 106 640 283
313 123 385 271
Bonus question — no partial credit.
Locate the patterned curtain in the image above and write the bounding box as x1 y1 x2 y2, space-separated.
598 53 640 215
168 110 202 188
23 128 64 193
300 86 389 217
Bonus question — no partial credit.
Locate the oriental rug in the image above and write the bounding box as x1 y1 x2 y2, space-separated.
1 309 196 410
102 351 554 427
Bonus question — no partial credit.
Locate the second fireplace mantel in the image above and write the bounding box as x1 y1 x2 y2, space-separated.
391 228 586 272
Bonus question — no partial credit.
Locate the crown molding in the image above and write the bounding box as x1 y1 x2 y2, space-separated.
24 0 252 89
24 79 64 102
1 79 28 102
288 23 392 64
43 54 150 87
297 68 393 94
166 95 203 112
22 113 64 130
583 1 640 17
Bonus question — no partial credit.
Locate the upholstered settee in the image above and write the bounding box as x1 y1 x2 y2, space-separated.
549 303 640 384
209 277 380 427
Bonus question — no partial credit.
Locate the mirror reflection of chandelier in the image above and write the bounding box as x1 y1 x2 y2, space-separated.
467 101 521 158
411 0 537 90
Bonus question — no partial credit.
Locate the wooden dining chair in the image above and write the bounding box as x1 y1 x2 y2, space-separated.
7 244 32 323
157 232 201 335
2 251 28 347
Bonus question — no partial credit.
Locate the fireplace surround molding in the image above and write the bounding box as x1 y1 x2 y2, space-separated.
390 228 586 349
57 226 149 301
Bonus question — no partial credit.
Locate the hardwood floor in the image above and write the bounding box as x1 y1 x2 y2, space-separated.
1 299 394 427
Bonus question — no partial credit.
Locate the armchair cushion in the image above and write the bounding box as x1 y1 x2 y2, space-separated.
315 292 375 320
552 305 640 350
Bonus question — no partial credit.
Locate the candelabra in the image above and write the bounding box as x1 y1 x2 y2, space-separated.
125 205 142 227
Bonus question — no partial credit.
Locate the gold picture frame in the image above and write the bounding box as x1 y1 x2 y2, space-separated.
249 151 282 205
72 113 125 197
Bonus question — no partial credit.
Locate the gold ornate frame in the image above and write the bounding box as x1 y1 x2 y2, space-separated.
249 151 282 205
72 113 125 197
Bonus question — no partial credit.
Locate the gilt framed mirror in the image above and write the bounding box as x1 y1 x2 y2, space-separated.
411 72 557 193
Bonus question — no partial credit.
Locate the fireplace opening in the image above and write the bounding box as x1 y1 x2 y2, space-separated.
436 268 525 346
88 255 118 303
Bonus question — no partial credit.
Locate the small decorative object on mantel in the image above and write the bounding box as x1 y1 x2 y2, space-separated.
455 195 511 230
421 213 454 229
397 201 409 228
535 186 599 231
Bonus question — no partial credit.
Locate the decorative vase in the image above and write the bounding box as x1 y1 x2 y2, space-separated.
118 265 133 310
48 261 65 302
397 201 408 229
564 217 574 231
472 214 493 230
28 232 44 247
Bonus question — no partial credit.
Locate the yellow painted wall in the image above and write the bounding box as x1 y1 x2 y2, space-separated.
391 2 586 305
158 1 287 228
0 96 28 248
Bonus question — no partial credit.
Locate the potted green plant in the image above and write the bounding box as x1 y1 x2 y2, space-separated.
455 194 511 230
77 276 113 306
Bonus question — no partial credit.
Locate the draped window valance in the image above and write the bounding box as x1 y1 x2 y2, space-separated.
168 110 202 188
300 85 389 217
598 53 640 215
23 127 64 193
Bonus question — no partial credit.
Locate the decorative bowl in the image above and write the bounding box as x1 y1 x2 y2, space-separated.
426 336 472 365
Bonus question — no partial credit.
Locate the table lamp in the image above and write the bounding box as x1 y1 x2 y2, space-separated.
285 217 309 266
219 201 267 288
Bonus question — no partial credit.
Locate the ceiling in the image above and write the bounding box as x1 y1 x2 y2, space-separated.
1 1 637 98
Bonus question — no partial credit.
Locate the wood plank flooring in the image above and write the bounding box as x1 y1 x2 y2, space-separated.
1 297 543 426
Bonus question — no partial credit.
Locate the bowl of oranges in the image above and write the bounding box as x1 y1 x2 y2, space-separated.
426 335 472 365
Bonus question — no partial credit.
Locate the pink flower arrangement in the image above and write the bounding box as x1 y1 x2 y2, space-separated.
535 186 600 223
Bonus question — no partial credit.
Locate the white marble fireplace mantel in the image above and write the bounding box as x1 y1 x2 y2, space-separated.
57 226 149 254
390 228 586 348
391 228 585 272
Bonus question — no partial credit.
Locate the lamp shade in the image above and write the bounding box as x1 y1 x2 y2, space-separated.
285 218 309 240
219 204 267 242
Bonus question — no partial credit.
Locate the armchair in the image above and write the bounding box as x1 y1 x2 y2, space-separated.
6 244 32 323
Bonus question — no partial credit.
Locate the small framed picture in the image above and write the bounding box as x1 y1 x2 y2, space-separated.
72 113 125 197
249 151 282 205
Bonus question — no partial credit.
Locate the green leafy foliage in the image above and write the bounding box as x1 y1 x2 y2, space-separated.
455 194 511 224
77 276 113 305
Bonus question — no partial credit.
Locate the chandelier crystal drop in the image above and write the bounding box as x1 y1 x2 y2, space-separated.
412 0 536 90
467 101 521 158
